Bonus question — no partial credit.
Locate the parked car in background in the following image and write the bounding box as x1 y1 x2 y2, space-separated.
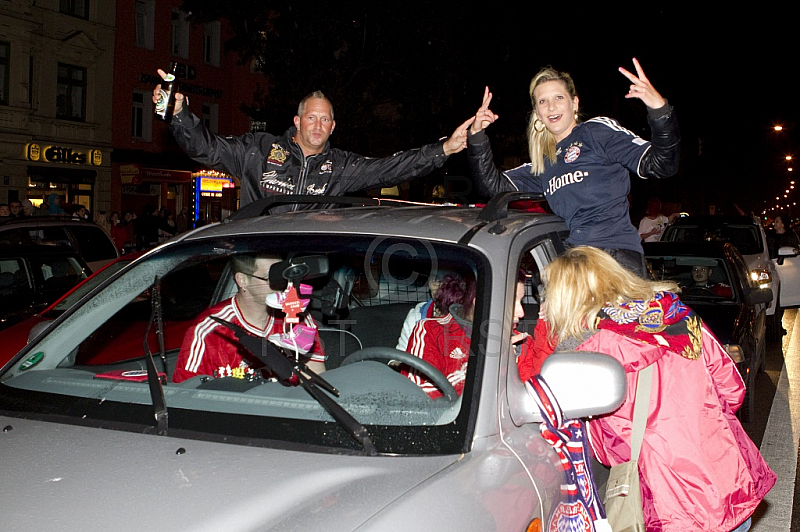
766 223 800 310
0 193 627 531
644 241 772 422
0 245 90 331
661 214 784 338
0 253 146 365
0 215 119 271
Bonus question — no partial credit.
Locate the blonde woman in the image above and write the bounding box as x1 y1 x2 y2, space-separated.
540 247 774 532
467 59 679 276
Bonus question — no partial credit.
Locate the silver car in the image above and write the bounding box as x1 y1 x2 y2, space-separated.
0 194 624 531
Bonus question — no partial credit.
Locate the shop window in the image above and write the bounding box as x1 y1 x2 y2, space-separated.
134 0 155 50
56 63 86 121
131 90 152 142
171 10 190 58
60 0 88 19
0 42 8 106
203 22 220 67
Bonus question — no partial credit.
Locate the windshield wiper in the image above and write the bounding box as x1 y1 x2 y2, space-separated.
209 316 377 455
143 276 168 436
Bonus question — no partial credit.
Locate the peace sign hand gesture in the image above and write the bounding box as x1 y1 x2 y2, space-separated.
619 58 666 110
470 86 499 135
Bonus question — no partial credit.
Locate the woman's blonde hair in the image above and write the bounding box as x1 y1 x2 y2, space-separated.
526 67 578 175
542 246 678 343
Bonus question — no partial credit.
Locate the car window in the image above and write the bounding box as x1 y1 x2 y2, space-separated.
34 226 72 247
48 259 134 315
68 225 118 263
647 256 735 301
0 235 487 455
0 258 32 296
663 223 762 255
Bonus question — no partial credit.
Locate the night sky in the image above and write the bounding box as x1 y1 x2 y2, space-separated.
440 6 797 219
212 4 796 219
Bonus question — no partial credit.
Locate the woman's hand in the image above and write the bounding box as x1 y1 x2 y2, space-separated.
470 86 499 135
619 58 666 109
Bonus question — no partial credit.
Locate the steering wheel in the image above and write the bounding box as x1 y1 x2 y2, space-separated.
682 286 717 296
339 347 459 402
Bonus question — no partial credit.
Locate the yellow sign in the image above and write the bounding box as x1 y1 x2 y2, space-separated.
26 143 100 166
200 178 229 192
26 143 41 161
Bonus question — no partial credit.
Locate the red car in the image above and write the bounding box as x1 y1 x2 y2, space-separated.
0 253 197 369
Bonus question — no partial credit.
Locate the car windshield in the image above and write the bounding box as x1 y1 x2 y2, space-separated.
0 234 486 455
647 256 735 301
46 258 134 316
664 223 762 255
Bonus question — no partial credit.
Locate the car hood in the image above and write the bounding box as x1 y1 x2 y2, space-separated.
683 302 740 344
0 415 462 531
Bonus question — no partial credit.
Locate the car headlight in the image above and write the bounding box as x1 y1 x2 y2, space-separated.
750 268 771 287
724 344 744 363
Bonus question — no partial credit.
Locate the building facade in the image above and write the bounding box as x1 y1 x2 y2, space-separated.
113 0 259 226
0 0 115 214
1 0 259 226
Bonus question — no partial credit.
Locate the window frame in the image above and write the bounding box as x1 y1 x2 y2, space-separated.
131 90 153 142
56 62 87 122
0 41 9 106
134 0 155 50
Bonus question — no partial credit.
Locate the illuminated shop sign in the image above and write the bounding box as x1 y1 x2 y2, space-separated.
194 175 235 219
26 143 102 166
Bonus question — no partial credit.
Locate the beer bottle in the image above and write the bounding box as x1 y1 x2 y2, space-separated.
155 62 180 122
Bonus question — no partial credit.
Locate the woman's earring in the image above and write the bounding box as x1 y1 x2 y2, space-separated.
534 119 546 133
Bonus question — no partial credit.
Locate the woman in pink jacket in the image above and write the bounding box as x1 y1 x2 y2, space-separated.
541 246 775 532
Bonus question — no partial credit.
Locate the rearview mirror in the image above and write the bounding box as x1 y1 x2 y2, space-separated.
268 255 329 290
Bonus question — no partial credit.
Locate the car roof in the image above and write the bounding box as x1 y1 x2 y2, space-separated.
643 240 737 259
0 244 87 259
179 194 563 246
669 214 759 227
0 215 100 228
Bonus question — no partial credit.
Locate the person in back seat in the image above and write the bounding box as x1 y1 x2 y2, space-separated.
395 269 458 351
402 274 475 399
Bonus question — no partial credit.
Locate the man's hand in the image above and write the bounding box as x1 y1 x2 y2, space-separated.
153 68 186 115
443 116 476 156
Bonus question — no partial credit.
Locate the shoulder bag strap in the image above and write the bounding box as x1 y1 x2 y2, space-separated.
630 364 653 461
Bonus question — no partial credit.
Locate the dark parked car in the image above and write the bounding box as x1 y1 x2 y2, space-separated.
0 215 119 271
644 241 772 421
0 194 626 531
0 245 90 330
660 214 784 338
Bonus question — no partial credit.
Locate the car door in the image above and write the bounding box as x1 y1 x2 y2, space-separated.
775 235 800 307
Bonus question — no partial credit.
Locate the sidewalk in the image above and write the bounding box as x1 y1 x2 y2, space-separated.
754 310 800 531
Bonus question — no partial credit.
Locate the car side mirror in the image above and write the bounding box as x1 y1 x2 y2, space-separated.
509 351 626 425
778 246 799 258
745 287 773 306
